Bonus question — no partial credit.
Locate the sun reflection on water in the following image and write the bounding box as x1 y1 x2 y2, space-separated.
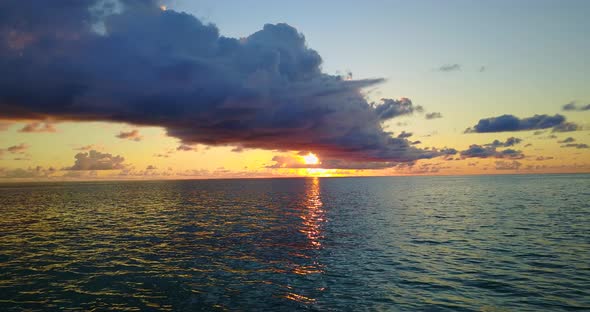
301 177 324 250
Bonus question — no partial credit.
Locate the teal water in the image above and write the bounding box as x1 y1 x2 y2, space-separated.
0 174 589 311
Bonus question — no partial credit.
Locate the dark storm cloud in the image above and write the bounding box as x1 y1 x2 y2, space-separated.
116 129 142 141
0 0 441 167
437 64 461 72
425 112 442 120
562 101 590 111
65 150 126 170
465 114 579 133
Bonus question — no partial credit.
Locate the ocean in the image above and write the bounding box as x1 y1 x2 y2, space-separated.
0 174 589 311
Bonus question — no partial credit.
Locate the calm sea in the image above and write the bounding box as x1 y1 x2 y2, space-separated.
0 174 589 311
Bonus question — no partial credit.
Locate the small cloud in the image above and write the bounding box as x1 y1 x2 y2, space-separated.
552 122 580 132
397 131 412 139
437 64 461 72
466 114 578 133
0 166 56 179
495 160 522 170
425 112 443 120
65 150 126 170
19 121 56 133
485 137 522 148
535 156 554 161
374 98 422 121
116 129 142 141
231 146 245 153
74 144 97 151
478 66 486 72
557 137 575 143
562 101 590 112
6 143 29 154
561 143 589 149
177 144 196 151
146 165 157 170
0 121 14 131
460 144 524 159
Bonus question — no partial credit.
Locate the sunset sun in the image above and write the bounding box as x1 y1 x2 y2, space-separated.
302 153 319 165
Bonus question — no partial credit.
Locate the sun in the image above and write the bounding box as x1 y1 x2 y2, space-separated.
302 153 319 165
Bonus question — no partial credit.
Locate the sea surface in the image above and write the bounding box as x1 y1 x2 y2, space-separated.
0 174 589 311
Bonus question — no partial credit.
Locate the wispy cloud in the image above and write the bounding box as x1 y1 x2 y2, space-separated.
116 129 142 142
18 121 56 133
437 64 461 72
425 112 443 120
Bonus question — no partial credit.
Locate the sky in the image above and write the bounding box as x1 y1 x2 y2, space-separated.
0 0 589 181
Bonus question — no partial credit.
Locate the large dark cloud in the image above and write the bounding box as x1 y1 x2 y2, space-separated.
0 0 439 167
465 114 579 133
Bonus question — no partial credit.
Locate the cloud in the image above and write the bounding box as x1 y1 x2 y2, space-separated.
177 144 196 151
562 101 590 111
478 66 486 72
557 137 575 143
535 156 554 161
551 122 580 132
74 144 98 151
0 121 14 131
116 129 142 141
485 137 522 148
437 64 461 72
18 121 57 133
374 98 423 121
65 150 126 170
5 143 28 154
465 114 579 133
146 165 157 170
561 143 589 149
0 1 441 168
495 160 522 170
425 112 442 120
397 131 412 139
460 144 524 159
0 166 56 179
